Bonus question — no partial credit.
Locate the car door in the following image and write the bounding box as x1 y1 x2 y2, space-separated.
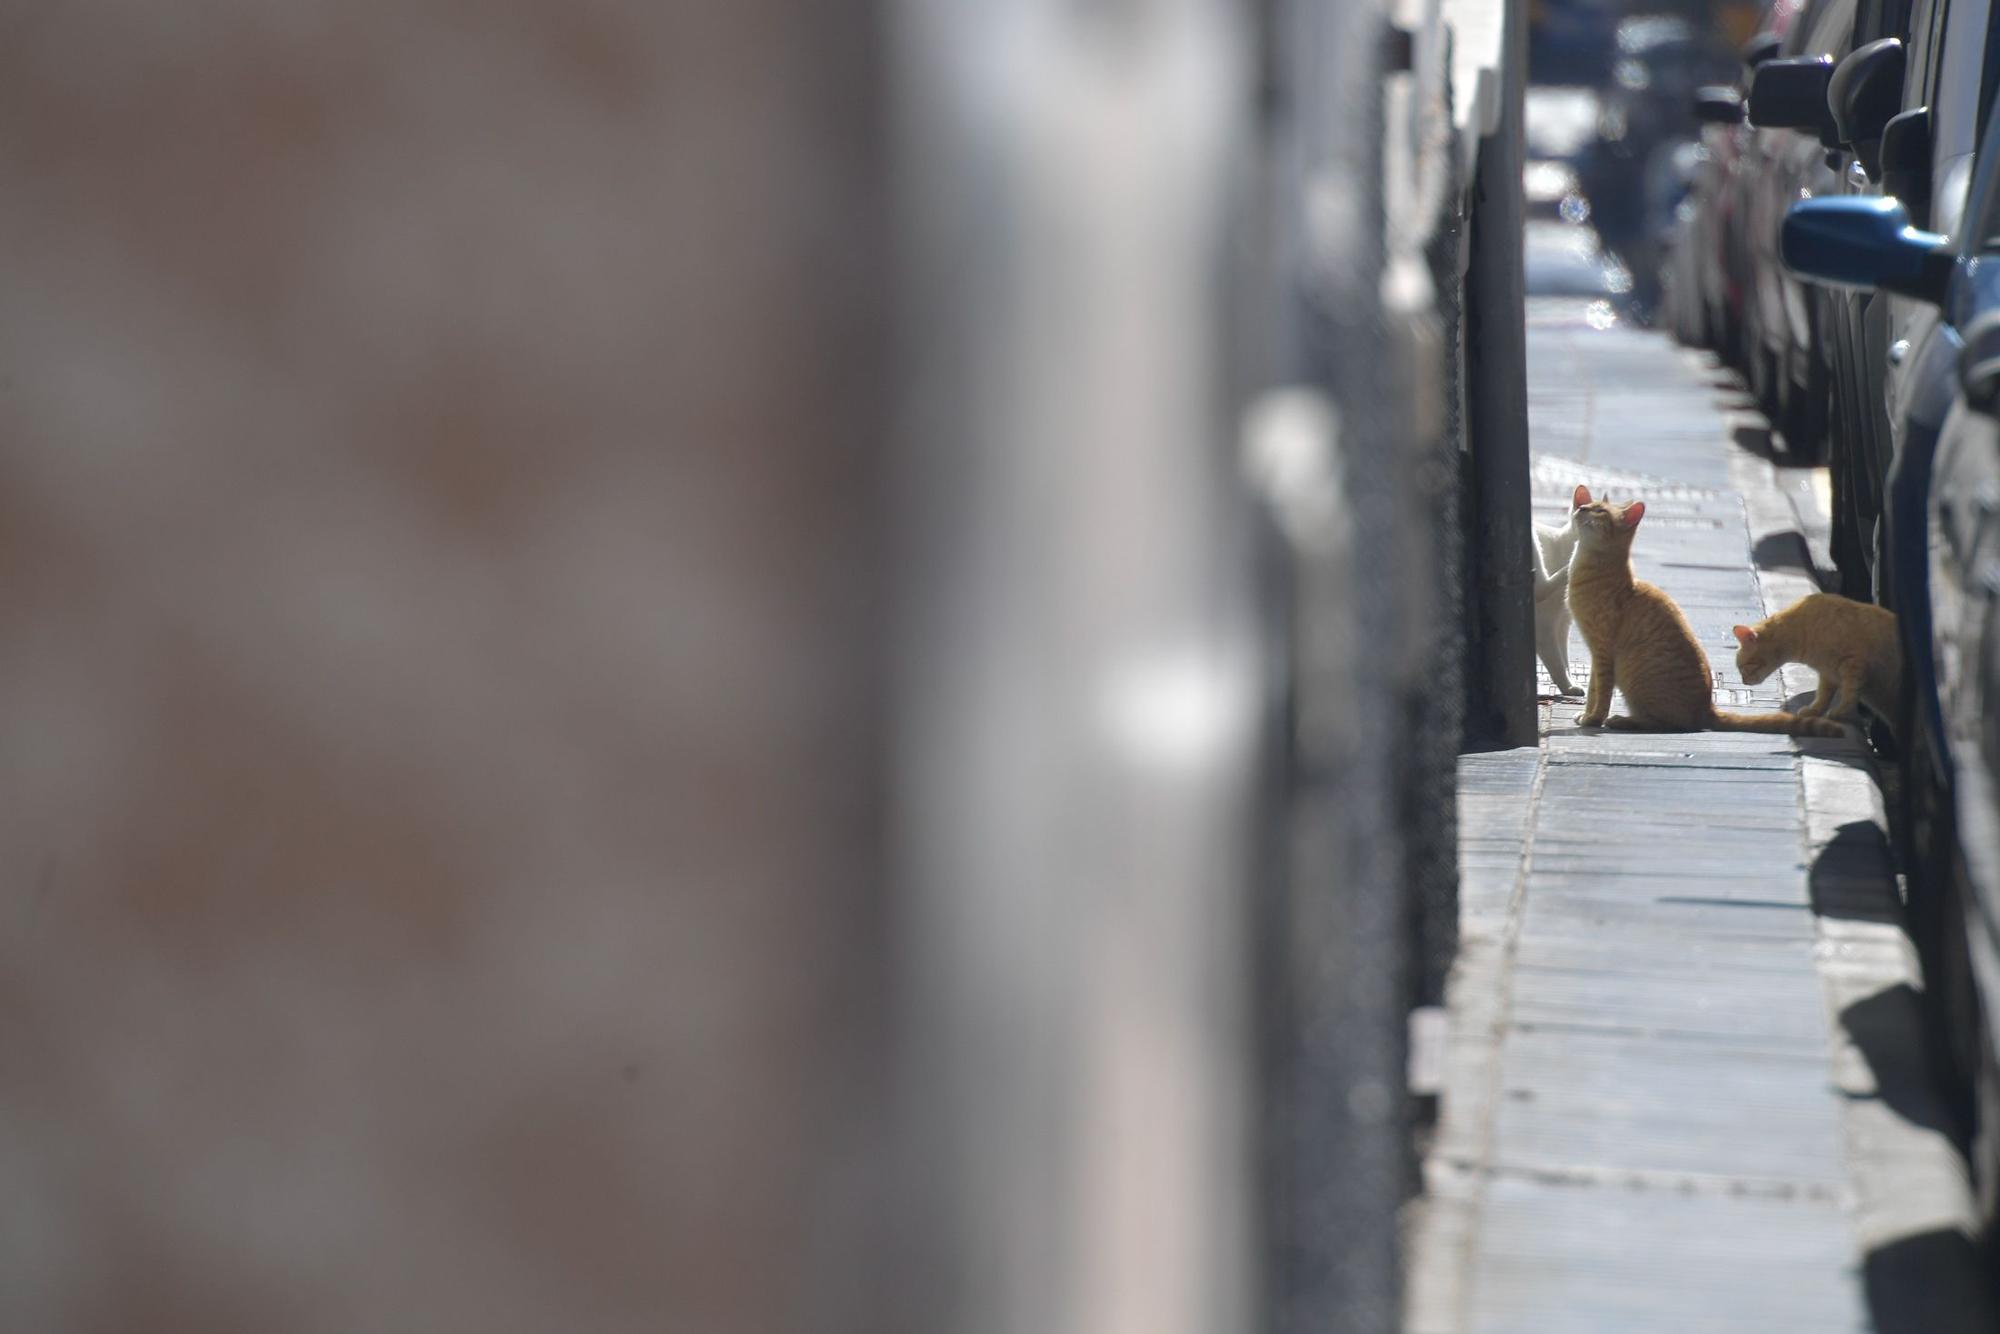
1820 0 1916 593
1876 0 2000 633
1921 108 2000 1200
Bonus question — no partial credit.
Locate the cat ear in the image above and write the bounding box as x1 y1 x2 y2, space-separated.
1572 484 1591 510
1732 624 1757 646
1618 500 1645 528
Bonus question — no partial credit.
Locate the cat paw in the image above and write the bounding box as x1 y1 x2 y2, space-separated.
1561 684 1585 697
1577 714 1606 728
1795 705 1822 719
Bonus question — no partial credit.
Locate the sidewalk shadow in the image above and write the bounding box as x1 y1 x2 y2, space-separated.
1837 982 1966 1146
1752 530 1833 591
1808 820 1903 922
1727 414 1823 472
1792 733 1883 776
1864 1228 1996 1334
1812 833 2000 1330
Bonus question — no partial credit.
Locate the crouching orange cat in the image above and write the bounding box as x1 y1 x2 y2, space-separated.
1566 498 1843 736
1732 593 1900 726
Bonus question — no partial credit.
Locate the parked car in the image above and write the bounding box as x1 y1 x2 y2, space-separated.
1669 31 1785 357
1526 85 1602 223
1530 0 1625 84
1575 14 1735 318
1783 33 2000 1248
1669 83 1737 349
1524 218 1637 314
1761 0 1952 604
1740 0 1856 457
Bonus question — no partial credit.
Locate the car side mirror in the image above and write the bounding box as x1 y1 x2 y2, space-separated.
1781 196 1953 304
1749 57 1840 145
1830 38 1906 176
1693 86 1746 124
1881 106 1934 226
1741 31 1782 72
1960 312 2000 414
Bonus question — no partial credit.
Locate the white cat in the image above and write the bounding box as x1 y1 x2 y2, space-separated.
1533 483 1590 696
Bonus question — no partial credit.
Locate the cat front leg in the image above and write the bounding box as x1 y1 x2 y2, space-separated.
1553 608 1583 695
1538 620 1578 695
1579 651 1613 727
1795 675 1837 718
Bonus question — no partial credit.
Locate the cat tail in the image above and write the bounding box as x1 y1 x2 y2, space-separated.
1710 708 1845 738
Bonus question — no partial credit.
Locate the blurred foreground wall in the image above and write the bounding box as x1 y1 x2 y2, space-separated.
0 5 892 1331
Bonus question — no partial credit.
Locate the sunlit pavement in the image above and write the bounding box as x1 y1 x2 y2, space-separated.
1405 303 1992 1333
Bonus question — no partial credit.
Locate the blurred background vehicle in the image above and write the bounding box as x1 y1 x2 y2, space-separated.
1665 80 1737 348
1739 0 1852 459
1807 0 1918 599
1524 216 1640 314
1572 13 1736 316
1664 38 1777 356
1525 85 1603 220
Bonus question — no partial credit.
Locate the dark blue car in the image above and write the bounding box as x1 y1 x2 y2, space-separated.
1785 100 2000 1239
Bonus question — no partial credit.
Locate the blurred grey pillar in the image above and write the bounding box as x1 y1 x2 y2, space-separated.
1265 0 1428 1328
1460 0 1536 749
887 2 1263 1332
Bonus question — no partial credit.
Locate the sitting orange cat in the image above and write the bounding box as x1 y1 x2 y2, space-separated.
1732 593 1899 726
1566 497 1842 736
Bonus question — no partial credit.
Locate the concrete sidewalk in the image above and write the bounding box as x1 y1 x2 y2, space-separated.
1406 309 1988 1332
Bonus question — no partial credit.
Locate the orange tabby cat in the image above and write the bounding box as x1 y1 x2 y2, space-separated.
1566 498 1843 736
1732 594 1899 725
